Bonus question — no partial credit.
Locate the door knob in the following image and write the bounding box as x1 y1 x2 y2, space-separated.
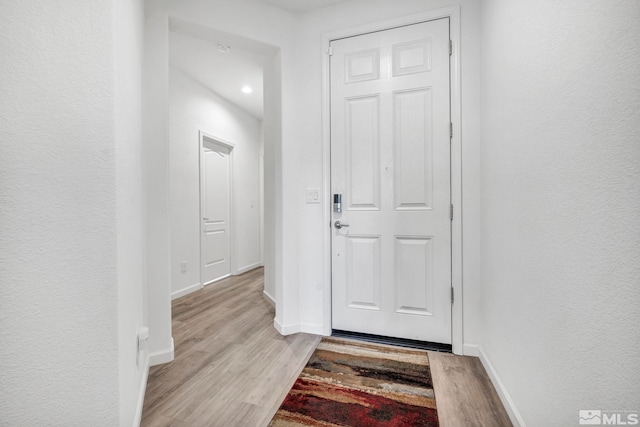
334 220 350 229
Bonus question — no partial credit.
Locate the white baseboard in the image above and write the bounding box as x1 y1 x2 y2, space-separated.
463 343 480 357
274 319 324 336
175 266 264 301
203 274 231 287
263 290 275 307
133 353 150 427
171 283 202 300
149 338 174 367
236 262 263 275
274 318 300 335
478 346 526 427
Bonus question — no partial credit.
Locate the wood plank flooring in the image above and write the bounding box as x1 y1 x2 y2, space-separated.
430 352 512 427
141 267 511 427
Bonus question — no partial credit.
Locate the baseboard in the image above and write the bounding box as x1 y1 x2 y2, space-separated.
171 283 202 300
274 319 324 336
149 338 174 366
263 290 275 307
133 353 150 427
176 266 264 300
274 318 300 335
478 346 527 427
236 262 263 275
463 343 480 357
203 274 231 287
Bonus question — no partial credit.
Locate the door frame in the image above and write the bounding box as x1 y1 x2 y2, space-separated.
199 130 236 286
321 5 463 353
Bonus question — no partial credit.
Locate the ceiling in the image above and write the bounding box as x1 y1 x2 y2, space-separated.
169 0 352 120
169 21 269 119
251 0 352 13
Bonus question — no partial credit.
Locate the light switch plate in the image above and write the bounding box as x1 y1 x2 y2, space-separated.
306 188 320 204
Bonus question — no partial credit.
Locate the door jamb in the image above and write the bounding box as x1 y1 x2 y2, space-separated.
320 5 463 354
199 130 236 286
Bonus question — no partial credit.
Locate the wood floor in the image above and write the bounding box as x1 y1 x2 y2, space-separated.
141 268 512 427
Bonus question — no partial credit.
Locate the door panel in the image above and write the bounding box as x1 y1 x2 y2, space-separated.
394 88 433 210
346 235 381 310
395 236 433 316
201 142 231 284
331 18 451 343
347 95 380 210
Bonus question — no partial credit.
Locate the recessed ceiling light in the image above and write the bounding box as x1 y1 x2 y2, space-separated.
217 44 231 53
242 86 253 94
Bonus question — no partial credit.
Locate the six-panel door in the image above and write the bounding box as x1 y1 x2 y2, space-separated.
331 18 452 344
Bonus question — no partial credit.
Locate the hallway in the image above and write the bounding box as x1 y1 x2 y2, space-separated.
141 268 511 426
142 268 319 426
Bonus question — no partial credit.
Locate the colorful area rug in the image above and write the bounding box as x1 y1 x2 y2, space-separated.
269 337 439 427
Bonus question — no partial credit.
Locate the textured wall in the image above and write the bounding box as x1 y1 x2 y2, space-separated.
114 0 147 425
262 53 283 307
143 0 174 366
480 1 640 425
0 1 119 424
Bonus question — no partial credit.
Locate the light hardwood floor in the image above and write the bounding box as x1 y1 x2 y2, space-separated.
141 268 512 427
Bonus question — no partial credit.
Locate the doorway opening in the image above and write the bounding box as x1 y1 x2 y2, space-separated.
168 18 281 312
321 6 463 353
329 18 452 344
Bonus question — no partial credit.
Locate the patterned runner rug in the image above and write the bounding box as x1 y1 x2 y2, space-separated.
269 336 439 427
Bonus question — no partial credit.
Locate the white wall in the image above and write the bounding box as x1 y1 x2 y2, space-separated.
262 52 284 306
169 62 262 297
144 0 174 366
479 1 640 425
259 124 265 271
115 0 148 425
0 0 146 425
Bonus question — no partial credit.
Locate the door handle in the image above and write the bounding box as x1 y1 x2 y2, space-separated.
334 220 349 229
203 217 210 221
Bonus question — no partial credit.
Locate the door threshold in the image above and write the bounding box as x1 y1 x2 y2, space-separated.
331 330 452 353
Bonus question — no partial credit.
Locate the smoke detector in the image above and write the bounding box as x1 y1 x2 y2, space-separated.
217 44 231 53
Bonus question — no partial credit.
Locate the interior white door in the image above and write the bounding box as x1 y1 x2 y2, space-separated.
201 140 232 285
331 18 451 343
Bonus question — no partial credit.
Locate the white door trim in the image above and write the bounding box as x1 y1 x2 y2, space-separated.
321 5 463 354
199 131 236 285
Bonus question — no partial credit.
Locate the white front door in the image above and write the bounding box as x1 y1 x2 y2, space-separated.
331 18 452 343
201 137 232 285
